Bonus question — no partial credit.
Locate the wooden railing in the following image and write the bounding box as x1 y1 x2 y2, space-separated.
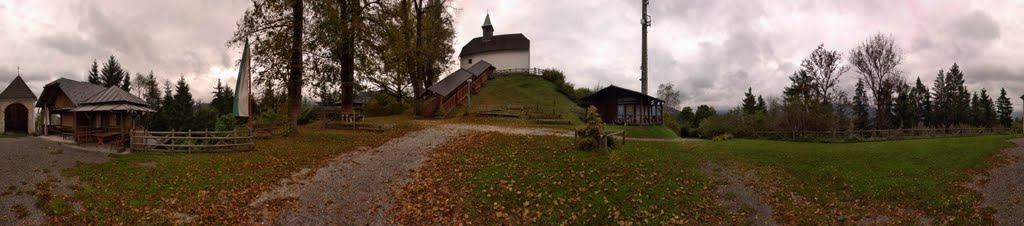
130 130 254 153
493 68 543 76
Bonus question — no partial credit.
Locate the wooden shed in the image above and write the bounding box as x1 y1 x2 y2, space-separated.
36 78 154 147
420 61 495 117
581 85 664 126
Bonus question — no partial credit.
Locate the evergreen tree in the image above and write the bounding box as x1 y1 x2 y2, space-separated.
144 71 161 107
122 73 131 92
756 96 767 113
893 83 915 129
980 89 996 127
853 79 871 130
997 88 1013 128
741 87 758 114
87 60 101 84
945 64 971 126
970 92 980 126
910 77 931 127
931 70 948 127
210 79 236 116
99 56 130 89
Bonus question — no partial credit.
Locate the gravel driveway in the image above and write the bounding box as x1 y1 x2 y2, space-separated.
974 138 1024 225
0 137 108 225
253 124 569 225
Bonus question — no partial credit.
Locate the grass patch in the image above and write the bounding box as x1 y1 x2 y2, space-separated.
393 133 733 224
606 125 679 139
55 120 421 224
707 135 1021 224
469 75 583 126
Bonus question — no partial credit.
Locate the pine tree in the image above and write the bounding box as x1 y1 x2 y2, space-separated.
87 60 101 84
911 77 931 127
970 92 980 126
996 88 1013 128
853 79 871 130
741 87 758 114
980 89 996 127
100 56 130 89
931 70 948 127
893 83 915 129
946 64 971 126
144 71 161 107
756 96 767 113
211 79 235 116
122 73 131 92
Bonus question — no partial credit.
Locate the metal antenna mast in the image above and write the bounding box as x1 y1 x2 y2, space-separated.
641 0 652 95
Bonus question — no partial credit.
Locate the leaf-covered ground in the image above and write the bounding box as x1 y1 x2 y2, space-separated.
394 133 1021 224
49 121 420 224
393 133 738 224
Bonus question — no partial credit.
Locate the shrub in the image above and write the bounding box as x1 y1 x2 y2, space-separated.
299 105 321 125
214 114 238 131
255 107 285 124
711 134 734 141
575 106 605 151
365 93 409 117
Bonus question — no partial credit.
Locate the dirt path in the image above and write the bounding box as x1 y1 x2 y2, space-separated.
252 124 570 225
973 138 1024 225
0 137 108 225
700 162 779 226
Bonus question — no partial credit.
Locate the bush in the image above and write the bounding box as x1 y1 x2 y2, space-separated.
711 134 734 141
698 109 771 138
214 114 238 131
575 106 605 151
541 68 589 103
299 105 321 125
365 93 409 117
255 107 285 124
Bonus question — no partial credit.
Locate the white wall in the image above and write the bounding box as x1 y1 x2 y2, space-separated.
460 50 530 70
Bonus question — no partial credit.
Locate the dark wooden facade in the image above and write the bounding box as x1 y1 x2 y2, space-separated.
581 85 664 126
36 79 154 148
421 61 495 117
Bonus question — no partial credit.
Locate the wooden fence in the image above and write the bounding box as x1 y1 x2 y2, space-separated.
493 68 543 77
130 130 254 153
753 128 1016 142
129 123 286 153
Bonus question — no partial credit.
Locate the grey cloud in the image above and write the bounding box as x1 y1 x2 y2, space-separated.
37 34 97 56
955 10 1000 42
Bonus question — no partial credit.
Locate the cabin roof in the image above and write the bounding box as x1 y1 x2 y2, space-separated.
0 76 37 100
466 60 495 76
82 86 148 106
581 85 665 103
427 69 474 97
459 33 530 57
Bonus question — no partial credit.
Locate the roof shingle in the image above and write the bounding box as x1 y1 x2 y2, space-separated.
0 76 37 100
459 34 530 57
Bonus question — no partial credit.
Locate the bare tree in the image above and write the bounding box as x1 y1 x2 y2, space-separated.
656 83 680 110
801 44 849 103
848 33 904 129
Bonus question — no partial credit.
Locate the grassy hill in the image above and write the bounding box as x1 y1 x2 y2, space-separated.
468 74 584 125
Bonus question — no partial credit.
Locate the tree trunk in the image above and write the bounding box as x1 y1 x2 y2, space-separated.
287 0 304 135
339 0 356 112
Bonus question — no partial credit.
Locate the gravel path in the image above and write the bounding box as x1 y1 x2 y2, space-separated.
253 124 570 225
0 137 108 225
700 162 779 226
974 138 1024 225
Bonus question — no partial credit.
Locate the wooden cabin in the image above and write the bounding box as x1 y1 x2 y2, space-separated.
581 85 665 126
420 61 495 117
465 60 495 93
35 78 155 147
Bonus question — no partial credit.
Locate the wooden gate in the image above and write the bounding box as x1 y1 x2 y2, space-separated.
4 103 27 133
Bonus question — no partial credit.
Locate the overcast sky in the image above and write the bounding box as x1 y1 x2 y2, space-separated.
2 0 1023 112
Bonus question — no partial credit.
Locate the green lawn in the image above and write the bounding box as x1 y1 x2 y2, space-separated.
606 125 679 139
395 134 1021 224
469 74 583 125
52 121 420 224
708 135 1020 224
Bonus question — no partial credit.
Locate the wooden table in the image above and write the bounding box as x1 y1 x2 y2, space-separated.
94 132 122 146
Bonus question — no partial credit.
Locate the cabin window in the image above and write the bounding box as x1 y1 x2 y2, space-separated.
469 59 473 64
617 105 625 118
